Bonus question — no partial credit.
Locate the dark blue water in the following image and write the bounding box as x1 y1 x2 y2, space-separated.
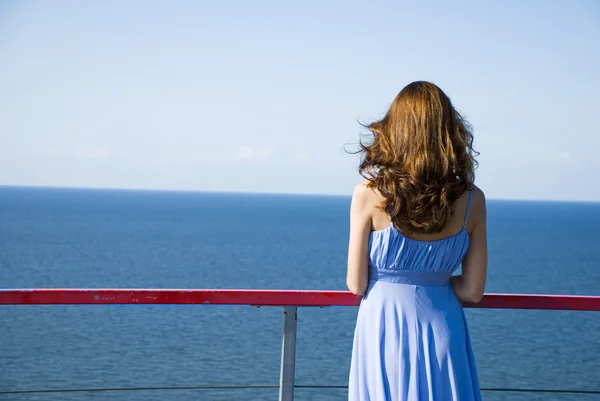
1 187 599 401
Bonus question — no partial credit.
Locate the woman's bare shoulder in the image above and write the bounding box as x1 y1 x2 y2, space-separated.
471 185 485 199
353 180 384 205
471 185 486 205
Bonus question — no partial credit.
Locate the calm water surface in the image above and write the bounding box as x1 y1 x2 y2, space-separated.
1 187 599 400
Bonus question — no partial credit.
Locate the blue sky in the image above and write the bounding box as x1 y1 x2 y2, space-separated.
1 0 599 201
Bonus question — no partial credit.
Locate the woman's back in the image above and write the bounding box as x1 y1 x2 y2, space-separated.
369 187 476 241
369 187 473 283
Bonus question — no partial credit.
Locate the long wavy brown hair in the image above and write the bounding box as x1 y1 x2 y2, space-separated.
359 81 478 234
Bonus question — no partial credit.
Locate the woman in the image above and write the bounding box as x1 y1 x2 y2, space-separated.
347 81 487 401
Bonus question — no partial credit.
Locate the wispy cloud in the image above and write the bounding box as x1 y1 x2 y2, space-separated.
234 145 274 163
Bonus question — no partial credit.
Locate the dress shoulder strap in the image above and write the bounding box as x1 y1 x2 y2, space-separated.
463 190 473 228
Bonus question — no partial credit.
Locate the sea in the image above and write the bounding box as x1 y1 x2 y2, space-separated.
1 186 599 401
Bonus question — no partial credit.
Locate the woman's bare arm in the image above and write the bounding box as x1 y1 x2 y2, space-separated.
451 188 488 303
346 183 372 296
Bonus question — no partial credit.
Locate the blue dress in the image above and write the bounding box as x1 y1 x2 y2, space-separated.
349 191 481 401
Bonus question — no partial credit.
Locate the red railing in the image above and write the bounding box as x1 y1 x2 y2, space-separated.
1 289 600 311
2 289 600 400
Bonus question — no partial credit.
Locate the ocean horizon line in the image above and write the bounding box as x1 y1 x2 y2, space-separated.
1 184 599 205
